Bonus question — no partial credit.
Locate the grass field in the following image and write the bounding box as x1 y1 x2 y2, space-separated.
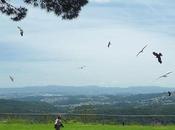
1 123 175 130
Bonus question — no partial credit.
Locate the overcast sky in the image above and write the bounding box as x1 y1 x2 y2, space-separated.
0 0 175 88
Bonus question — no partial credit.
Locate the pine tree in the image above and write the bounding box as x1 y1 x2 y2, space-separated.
0 0 88 21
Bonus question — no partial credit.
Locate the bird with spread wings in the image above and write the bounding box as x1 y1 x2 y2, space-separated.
153 52 163 64
157 72 173 80
107 41 111 48
136 44 148 57
9 75 14 82
168 91 172 96
17 26 24 36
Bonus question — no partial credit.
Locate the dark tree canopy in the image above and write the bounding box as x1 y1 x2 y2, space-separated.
0 0 88 21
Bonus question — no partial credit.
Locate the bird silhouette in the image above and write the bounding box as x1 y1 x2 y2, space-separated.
153 52 163 64
107 41 111 48
168 91 172 96
79 66 86 69
9 75 14 82
136 44 148 57
157 72 173 80
17 26 24 36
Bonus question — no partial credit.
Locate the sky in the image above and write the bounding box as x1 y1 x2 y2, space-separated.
0 0 175 88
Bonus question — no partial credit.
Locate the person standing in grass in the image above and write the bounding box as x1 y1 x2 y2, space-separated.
54 114 64 130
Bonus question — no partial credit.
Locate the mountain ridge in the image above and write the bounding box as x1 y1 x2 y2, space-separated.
0 85 174 98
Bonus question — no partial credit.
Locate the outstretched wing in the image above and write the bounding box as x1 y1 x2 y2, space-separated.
17 26 23 36
157 75 164 80
159 53 163 56
9 76 14 82
17 26 22 30
17 26 20 29
142 44 148 51
168 91 171 96
153 52 158 57
165 72 173 76
158 57 162 64
136 44 148 57
20 31 23 36
157 72 173 79
136 51 142 57
108 42 111 48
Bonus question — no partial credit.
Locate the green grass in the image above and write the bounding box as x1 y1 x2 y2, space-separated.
1 123 175 130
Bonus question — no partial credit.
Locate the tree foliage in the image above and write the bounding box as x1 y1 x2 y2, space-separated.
0 0 88 21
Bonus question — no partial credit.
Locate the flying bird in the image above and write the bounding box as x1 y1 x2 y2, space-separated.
157 72 173 80
153 52 163 64
79 66 86 69
17 26 24 36
168 91 172 96
136 44 148 57
107 41 111 48
9 76 14 82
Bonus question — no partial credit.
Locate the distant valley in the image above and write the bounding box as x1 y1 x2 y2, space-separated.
0 86 175 115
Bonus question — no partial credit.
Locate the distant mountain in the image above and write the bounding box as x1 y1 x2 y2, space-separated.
0 86 174 98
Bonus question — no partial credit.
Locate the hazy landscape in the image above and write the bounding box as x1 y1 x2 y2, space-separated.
1 0 175 129
0 86 175 116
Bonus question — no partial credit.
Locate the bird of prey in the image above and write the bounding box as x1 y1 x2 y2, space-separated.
153 52 163 64
107 41 111 48
9 76 14 82
17 26 24 36
136 44 148 57
157 72 173 80
79 66 86 69
168 91 172 96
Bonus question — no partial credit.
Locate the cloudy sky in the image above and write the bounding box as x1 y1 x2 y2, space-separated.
0 0 175 88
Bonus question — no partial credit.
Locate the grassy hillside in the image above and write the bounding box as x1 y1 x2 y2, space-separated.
0 123 175 130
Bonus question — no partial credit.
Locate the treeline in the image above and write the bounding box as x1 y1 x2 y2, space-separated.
73 103 175 115
0 99 57 113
